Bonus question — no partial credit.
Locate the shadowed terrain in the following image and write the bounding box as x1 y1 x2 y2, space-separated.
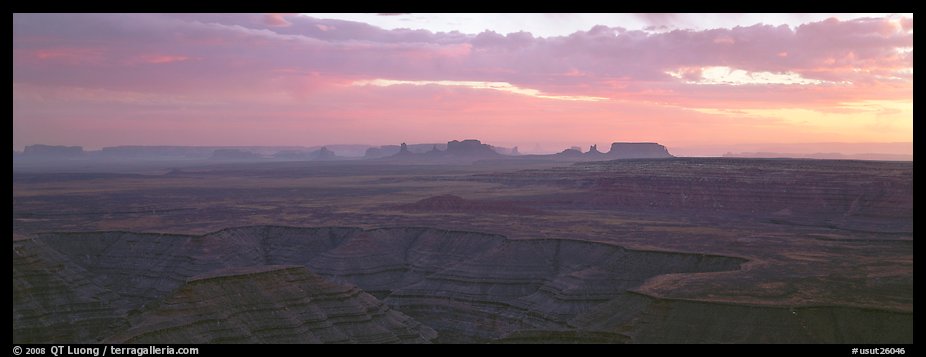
12 157 912 343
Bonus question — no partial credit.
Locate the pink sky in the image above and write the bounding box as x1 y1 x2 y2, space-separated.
12 14 913 154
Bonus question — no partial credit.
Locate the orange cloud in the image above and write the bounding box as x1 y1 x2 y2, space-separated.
28 48 105 65
263 13 291 27
131 55 191 64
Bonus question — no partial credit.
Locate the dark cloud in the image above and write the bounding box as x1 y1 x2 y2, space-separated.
13 14 912 100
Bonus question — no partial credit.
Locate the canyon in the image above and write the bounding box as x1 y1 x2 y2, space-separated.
12 155 912 343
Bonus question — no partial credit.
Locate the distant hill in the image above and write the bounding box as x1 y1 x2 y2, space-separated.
209 149 262 160
607 142 673 159
22 145 84 159
543 142 673 161
15 141 673 164
364 143 447 158
381 139 504 162
272 147 339 161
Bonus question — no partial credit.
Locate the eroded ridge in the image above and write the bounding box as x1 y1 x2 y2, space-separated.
14 226 910 343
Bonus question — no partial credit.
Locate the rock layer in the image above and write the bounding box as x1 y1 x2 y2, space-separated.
572 293 913 343
479 158 912 233
400 194 544 215
13 226 911 343
105 265 436 344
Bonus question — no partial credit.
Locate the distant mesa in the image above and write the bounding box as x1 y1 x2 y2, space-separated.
365 140 521 161
491 145 521 156
608 142 673 159
8 145 369 162
424 144 446 158
22 144 84 159
364 145 400 159
585 145 608 160
100 146 217 160
364 143 447 159
15 140 672 164
445 139 500 157
392 142 416 158
551 142 673 160
272 150 310 160
557 147 584 157
388 142 420 160
272 146 338 161
380 139 502 162
210 149 261 160
315 146 337 160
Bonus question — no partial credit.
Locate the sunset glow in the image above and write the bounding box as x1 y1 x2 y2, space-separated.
354 79 609 102
12 13 913 154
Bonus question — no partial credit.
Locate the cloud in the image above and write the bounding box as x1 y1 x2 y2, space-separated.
667 66 827 85
634 13 683 27
22 47 106 65
353 79 607 102
263 13 291 27
899 17 913 32
14 14 910 92
128 54 192 65
12 13 913 149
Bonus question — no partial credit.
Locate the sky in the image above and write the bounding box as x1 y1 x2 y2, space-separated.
13 13 913 154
